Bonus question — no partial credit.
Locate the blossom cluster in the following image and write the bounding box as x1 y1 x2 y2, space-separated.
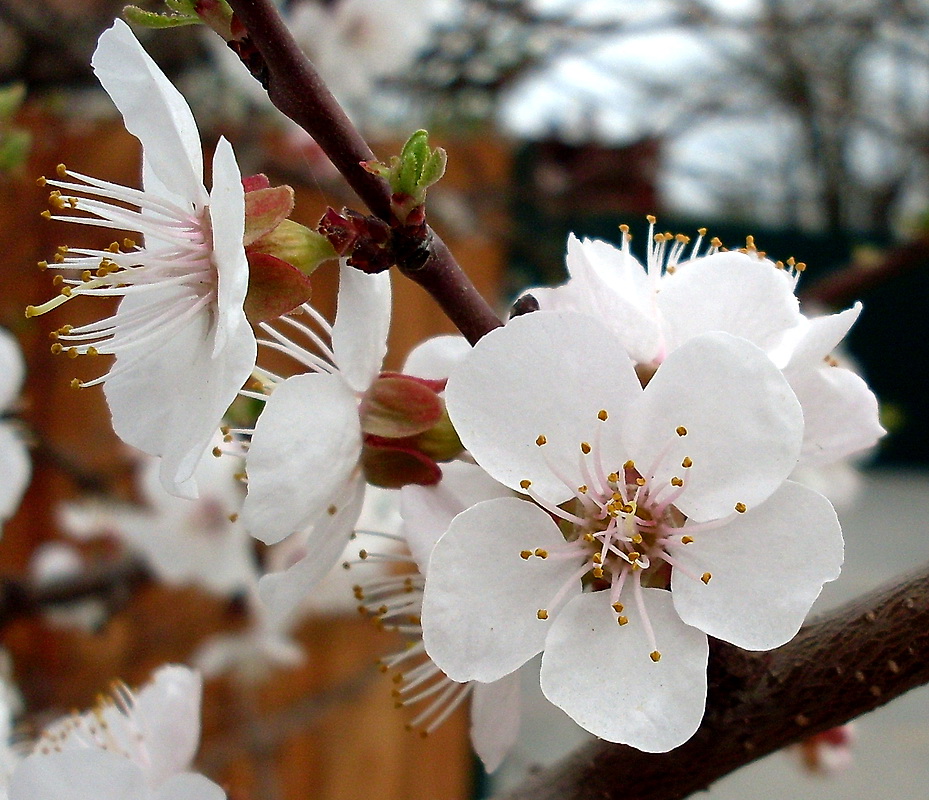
23 19 884 781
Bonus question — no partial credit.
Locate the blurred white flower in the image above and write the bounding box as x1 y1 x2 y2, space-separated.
0 330 30 531
10 666 224 800
60 434 256 598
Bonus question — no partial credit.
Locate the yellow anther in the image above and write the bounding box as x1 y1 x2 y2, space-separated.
598 409 608 421
81 270 92 282
592 567 604 579
619 224 630 233
676 426 688 436
50 343 63 355
578 484 588 494
745 235 756 248
617 616 629 626
612 602 624 613
67 197 78 208
122 238 136 250
681 535 694 545
580 442 591 455
358 549 368 560
682 457 693 468
735 502 747 513
787 256 796 266
66 347 78 359
85 347 98 357
710 237 722 248
107 242 120 253
592 553 602 564
56 163 67 178
212 446 222 457
61 286 72 297
646 214 656 224
40 210 51 219
623 460 635 470
635 477 646 486
670 477 683 487
520 479 531 490
537 609 549 620
535 434 547 446
520 550 532 560
650 650 662 663
534 548 548 559
796 262 806 272
52 274 63 286
631 533 643 544
70 378 82 389
701 572 712 584
623 504 634 514
53 253 64 263
607 472 619 483
697 227 707 236
228 512 238 523
612 491 622 501
628 551 640 562
775 260 785 269
37 261 48 270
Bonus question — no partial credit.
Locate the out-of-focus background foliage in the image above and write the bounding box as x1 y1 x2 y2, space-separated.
2 1 929 798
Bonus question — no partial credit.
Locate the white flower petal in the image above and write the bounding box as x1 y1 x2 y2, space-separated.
242 372 362 545
9 750 145 800
208 137 250 357
557 235 661 364
400 461 511 572
104 289 257 499
402 334 471 380
132 666 202 784
258 476 365 625
0 425 29 523
624 332 803 522
789 364 884 465
331 262 391 392
0 329 24 412
671 480 842 650
658 253 800 354
540 590 708 752
91 20 206 206
445 312 639 504
470 670 522 773
783 304 861 370
421 497 582 683
156 773 227 800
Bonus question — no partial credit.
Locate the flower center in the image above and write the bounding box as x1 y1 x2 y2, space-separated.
28 164 216 389
521 410 747 662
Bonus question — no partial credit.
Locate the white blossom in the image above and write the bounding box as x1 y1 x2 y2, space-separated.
421 311 843 751
242 262 391 622
28 20 255 499
530 226 883 469
10 666 223 800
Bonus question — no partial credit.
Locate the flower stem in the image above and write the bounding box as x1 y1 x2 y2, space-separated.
223 0 502 345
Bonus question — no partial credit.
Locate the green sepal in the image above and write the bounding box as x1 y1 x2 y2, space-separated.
249 220 336 277
123 5 200 28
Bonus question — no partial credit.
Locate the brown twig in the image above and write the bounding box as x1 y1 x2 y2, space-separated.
224 0 502 345
491 564 929 800
0 556 147 624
